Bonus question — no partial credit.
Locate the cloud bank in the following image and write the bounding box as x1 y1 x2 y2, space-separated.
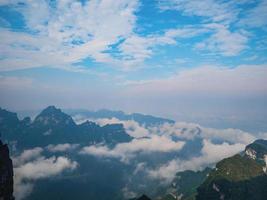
147 139 245 182
13 148 78 200
78 116 259 182
80 135 185 162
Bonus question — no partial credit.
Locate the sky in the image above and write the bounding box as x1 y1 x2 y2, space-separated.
0 0 267 132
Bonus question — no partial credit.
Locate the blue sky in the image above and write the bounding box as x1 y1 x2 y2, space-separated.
0 0 267 131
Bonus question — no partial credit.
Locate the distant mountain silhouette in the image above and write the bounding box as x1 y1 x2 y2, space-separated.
66 109 174 127
0 106 132 149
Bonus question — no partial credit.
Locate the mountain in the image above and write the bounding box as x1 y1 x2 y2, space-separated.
245 139 267 161
196 140 267 200
33 106 76 128
0 106 132 149
66 109 175 127
0 108 22 141
0 140 14 200
157 140 267 200
163 168 212 200
2 106 267 200
159 168 211 200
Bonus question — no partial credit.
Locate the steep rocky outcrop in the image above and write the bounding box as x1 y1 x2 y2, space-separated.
0 140 14 200
196 140 267 200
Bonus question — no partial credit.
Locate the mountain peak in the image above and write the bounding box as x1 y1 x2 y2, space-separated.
245 139 267 160
0 107 19 124
34 106 75 127
41 105 61 114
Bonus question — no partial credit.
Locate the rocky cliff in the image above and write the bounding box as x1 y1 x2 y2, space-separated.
0 139 14 200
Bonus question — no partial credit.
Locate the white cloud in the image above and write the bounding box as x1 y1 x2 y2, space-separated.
93 117 150 138
76 115 256 145
0 1 206 71
13 148 78 200
73 116 150 138
80 135 185 162
46 143 80 152
164 27 209 38
195 24 248 56
74 113 258 146
116 34 174 68
124 64 267 96
115 26 212 68
158 0 239 24
12 147 43 167
158 1 253 56
151 121 256 144
0 0 246 71
14 182 34 200
1 1 208 71
15 156 77 181
0 0 140 71
0 0 261 71
77 115 261 184
240 0 267 28
147 139 245 182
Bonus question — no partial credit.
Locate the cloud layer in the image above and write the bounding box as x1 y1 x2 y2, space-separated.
147 139 245 182
0 0 266 71
77 115 264 183
13 148 78 200
80 135 185 163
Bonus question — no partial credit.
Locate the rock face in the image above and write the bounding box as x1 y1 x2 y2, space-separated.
196 140 267 200
245 139 267 160
0 139 14 200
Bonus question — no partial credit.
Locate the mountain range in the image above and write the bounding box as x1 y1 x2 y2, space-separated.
0 106 178 200
65 108 175 127
1 106 267 200
0 106 132 149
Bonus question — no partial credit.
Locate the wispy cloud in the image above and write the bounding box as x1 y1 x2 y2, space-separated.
1 0 265 71
0 0 139 71
158 0 239 24
158 0 256 56
147 139 245 182
77 117 150 138
46 143 80 153
195 24 248 56
152 121 256 144
123 64 267 96
13 147 78 200
80 135 185 163
240 0 267 28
